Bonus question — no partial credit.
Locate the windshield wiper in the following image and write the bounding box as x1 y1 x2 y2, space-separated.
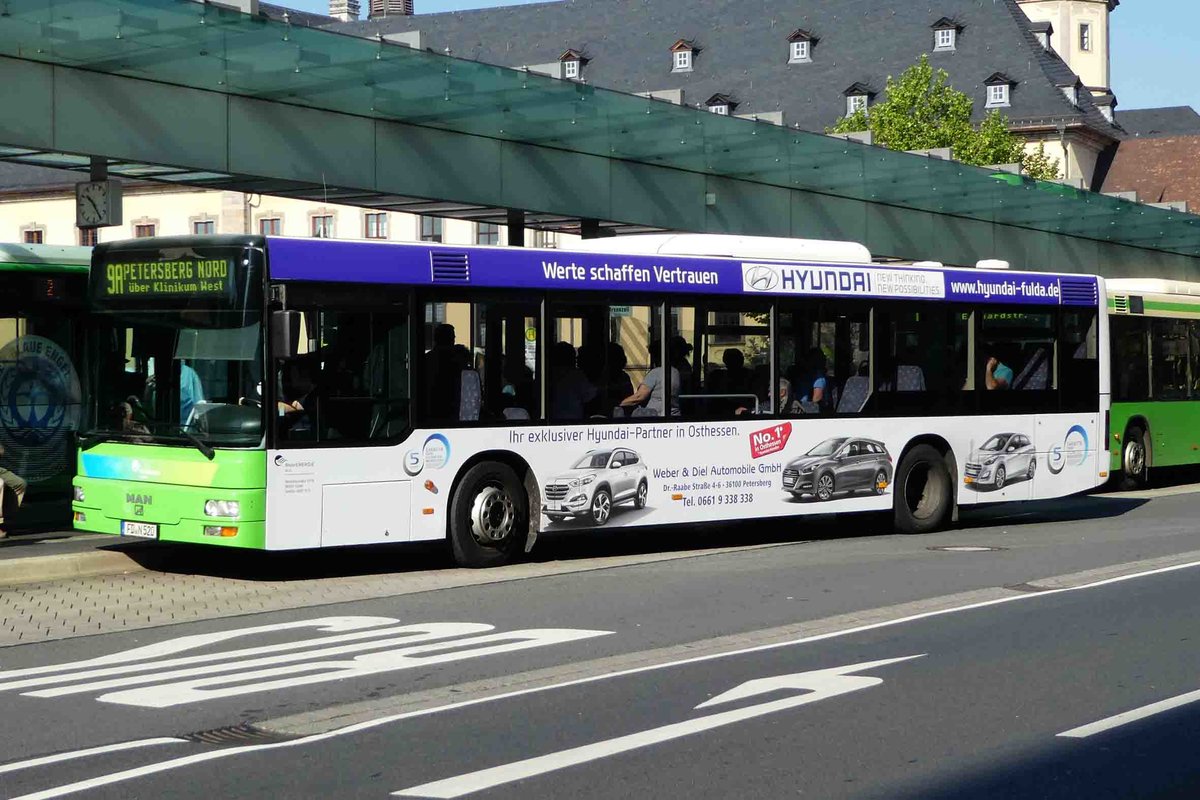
181 429 216 461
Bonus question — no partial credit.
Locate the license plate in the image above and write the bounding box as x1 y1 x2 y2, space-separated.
964 476 975 484
546 501 560 511
121 521 158 539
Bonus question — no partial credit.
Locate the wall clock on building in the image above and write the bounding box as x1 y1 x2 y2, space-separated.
75 180 122 228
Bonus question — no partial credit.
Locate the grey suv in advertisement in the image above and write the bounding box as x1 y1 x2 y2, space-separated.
782 437 893 502
964 432 1036 490
543 449 650 525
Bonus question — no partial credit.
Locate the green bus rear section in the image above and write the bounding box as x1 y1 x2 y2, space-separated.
72 442 266 549
1109 402 1200 472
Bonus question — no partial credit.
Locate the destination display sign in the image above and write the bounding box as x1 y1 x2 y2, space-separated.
100 257 234 298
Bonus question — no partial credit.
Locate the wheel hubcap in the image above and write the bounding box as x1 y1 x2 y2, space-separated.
637 485 646 504
469 485 515 544
1126 441 1145 475
593 493 611 523
996 467 1005 488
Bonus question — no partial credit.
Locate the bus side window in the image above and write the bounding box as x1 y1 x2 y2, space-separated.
1061 309 1099 411
550 302 655 421
1151 318 1190 400
1110 316 1148 402
671 304 769 419
276 307 410 445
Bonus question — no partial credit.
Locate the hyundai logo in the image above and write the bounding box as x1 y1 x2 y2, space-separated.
745 266 779 291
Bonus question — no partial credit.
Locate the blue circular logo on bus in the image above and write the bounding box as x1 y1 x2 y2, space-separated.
1048 424 1089 475
0 336 81 483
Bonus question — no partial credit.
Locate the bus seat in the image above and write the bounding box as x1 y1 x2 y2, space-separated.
459 370 482 421
896 365 926 392
1013 348 1049 390
836 376 871 413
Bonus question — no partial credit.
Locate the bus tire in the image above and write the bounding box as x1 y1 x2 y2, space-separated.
1119 426 1149 490
894 444 953 535
449 461 527 568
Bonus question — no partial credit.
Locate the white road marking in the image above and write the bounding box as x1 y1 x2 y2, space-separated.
0 618 610 708
0 616 398 682
0 620 484 692
394 655 923 798
0 738 184 775
1058 689 1200 738
94 628 611 708
15 558 1200 800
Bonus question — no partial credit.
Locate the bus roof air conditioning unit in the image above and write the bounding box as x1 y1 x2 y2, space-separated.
975 259 1010 270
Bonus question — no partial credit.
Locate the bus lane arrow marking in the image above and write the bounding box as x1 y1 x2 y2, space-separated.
393 653 924 799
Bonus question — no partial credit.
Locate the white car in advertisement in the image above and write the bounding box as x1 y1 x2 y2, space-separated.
964 432 1036 490
542 449 650 526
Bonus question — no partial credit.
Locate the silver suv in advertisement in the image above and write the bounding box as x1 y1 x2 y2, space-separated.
542 449 650 526
964 432 1036 490
782 437 893 502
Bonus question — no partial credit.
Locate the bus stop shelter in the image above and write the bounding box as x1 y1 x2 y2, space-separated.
0 0 1198 277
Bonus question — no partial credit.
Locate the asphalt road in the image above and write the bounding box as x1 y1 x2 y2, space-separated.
3 484 1200 799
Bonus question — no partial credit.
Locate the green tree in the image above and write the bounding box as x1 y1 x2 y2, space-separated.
829 55 1061 180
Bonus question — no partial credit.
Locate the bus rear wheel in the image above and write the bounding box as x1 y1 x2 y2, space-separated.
893 444 953 535
1120 426 1149 490
449 461 527 568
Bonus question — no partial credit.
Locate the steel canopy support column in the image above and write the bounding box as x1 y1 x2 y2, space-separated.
507 209 525 247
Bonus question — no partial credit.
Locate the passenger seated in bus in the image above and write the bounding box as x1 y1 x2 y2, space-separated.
669 336 694 390
549 341 597 420
722 348 751 394
794 348 829 410
985 353 1014 390
620 341 681 417
602 342 634 415
277 357 319 431
179 361 204 426
423 323 462 420
735 377 797 416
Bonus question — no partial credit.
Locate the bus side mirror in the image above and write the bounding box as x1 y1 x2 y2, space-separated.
270 310 302 359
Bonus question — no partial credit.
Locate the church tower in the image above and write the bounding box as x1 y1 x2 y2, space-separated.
1016 0 1117 96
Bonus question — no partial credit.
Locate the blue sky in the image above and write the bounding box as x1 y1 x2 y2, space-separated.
291 0 1198 112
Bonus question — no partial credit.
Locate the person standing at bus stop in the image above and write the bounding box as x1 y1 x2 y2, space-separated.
0 443 26 538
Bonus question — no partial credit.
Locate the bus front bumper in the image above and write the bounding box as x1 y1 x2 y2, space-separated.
71 477 266 549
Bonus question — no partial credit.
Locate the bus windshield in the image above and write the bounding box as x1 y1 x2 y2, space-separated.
85 309 264 448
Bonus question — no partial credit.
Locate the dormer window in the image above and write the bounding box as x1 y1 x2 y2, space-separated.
787 29 817 64
843 83 875 117
1029 21 1054 51
1061 83 1079 105
671 39 697 72
932 18 962 51
559 49 589 81
705 94 737 116
984 73 1014 108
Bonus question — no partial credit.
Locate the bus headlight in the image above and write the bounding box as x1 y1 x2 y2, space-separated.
204 500 240 517
72 486 85 502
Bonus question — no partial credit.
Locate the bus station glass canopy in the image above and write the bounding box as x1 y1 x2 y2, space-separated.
0 0 1198 256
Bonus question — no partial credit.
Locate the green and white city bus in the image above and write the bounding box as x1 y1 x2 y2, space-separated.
1106 279 1200 487
72 234 1107 566
0 243 90 516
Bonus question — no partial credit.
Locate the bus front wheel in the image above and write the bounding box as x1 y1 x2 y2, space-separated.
449 461 527 568
893 444 953 535
1120 426 1149 490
